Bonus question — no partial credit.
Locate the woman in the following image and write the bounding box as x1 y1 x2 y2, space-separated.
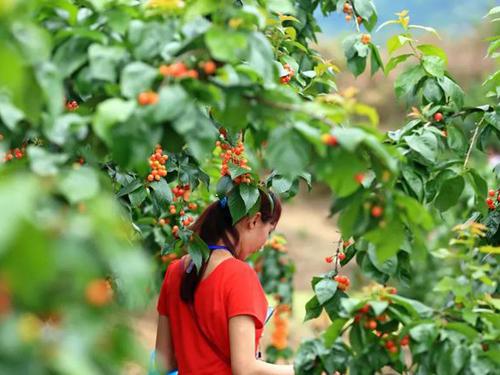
154 190 295 374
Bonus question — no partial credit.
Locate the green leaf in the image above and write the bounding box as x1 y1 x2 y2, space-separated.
396 194 433 230
35 62 64 117
93 98 136 146
423 78 443 103
44 114 89 146
228 187 247 224
364 218 405 262
387 34 411 55
58 167 100 203
188 233 209 273
404 133 438 164
128 189 148 207
304 295 322 321
150 178 173 205
216 176 233 197
385 54 412 75
314 279 338 305
88 43 127 82
239 184 260 212
409 323 438 345
53 37 90 77
120 62 158 99
370 44 383 76
0 95 24 130
347 55 367 77
246 32 276 81
267 127 310 176
417 44 448 64
422 56 445 78
205 26 248 63
267 0 295 14
11 22 52 64
153 85 189 122
438 76 464 108
323 319 348 348
408 24 440 39
401 165 424 201
444 322 479 340
434 175 464 212
395 64 426 97
446 125 467 154
28 146 68 177
128 20 174 60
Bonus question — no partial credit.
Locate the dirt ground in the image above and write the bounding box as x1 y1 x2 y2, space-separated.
125 187 348 373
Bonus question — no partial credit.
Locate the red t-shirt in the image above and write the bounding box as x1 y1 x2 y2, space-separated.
156 257 269 374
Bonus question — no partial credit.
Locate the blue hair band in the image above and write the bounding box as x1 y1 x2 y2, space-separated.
219 196 228 208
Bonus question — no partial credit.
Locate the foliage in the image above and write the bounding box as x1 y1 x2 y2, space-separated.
0 0 498 373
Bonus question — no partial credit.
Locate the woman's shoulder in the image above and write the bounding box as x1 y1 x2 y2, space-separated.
223 258 260 281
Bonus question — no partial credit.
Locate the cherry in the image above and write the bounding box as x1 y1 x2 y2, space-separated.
355 173 365 184
486 198 494 206
488 189 495 197
321 134 338 146
359 304 370 314
434 112 443 122
325 256 334 263
202 60 217 75
400 335 409 346
385 340 395 350
371 205 383 218
338 252 346 261
361 34 372 45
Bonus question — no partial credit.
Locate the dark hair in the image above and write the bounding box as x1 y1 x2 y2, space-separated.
180 190 281 304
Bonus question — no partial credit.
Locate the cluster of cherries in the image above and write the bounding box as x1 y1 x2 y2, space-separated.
217 138 252 184
280 63 294 84
334 275 350 291
268 236 287 252
3 147 24 162
486 188 500 210
138 60 218 106
158 183 199 237
66 100 79 111
147 145 168 182
1 134 25 163
343 2 362 24
270 304 291 350
325 240 352 264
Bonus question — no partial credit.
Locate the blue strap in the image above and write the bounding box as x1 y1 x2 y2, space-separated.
208 245 231 251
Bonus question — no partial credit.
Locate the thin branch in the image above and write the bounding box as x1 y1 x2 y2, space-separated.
463 117 485 170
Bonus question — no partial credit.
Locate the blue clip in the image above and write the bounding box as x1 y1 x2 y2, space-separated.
219 196 228 208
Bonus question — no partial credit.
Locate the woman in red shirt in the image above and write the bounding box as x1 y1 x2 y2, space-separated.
154 190 295 374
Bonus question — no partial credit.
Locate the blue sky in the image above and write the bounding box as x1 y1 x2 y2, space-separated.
316 0 498 40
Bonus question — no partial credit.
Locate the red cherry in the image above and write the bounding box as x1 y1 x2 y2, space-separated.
488 189 495 197
359 304 370 314
486 198 494 205
371 206 383 218
338 253 346 261
325 256 334 263
433 112 443 122
400 335 409 346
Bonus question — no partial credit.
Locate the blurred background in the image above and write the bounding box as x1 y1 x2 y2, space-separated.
126 1 499 372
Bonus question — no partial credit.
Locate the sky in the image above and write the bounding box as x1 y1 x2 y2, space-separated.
316 0 499 40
